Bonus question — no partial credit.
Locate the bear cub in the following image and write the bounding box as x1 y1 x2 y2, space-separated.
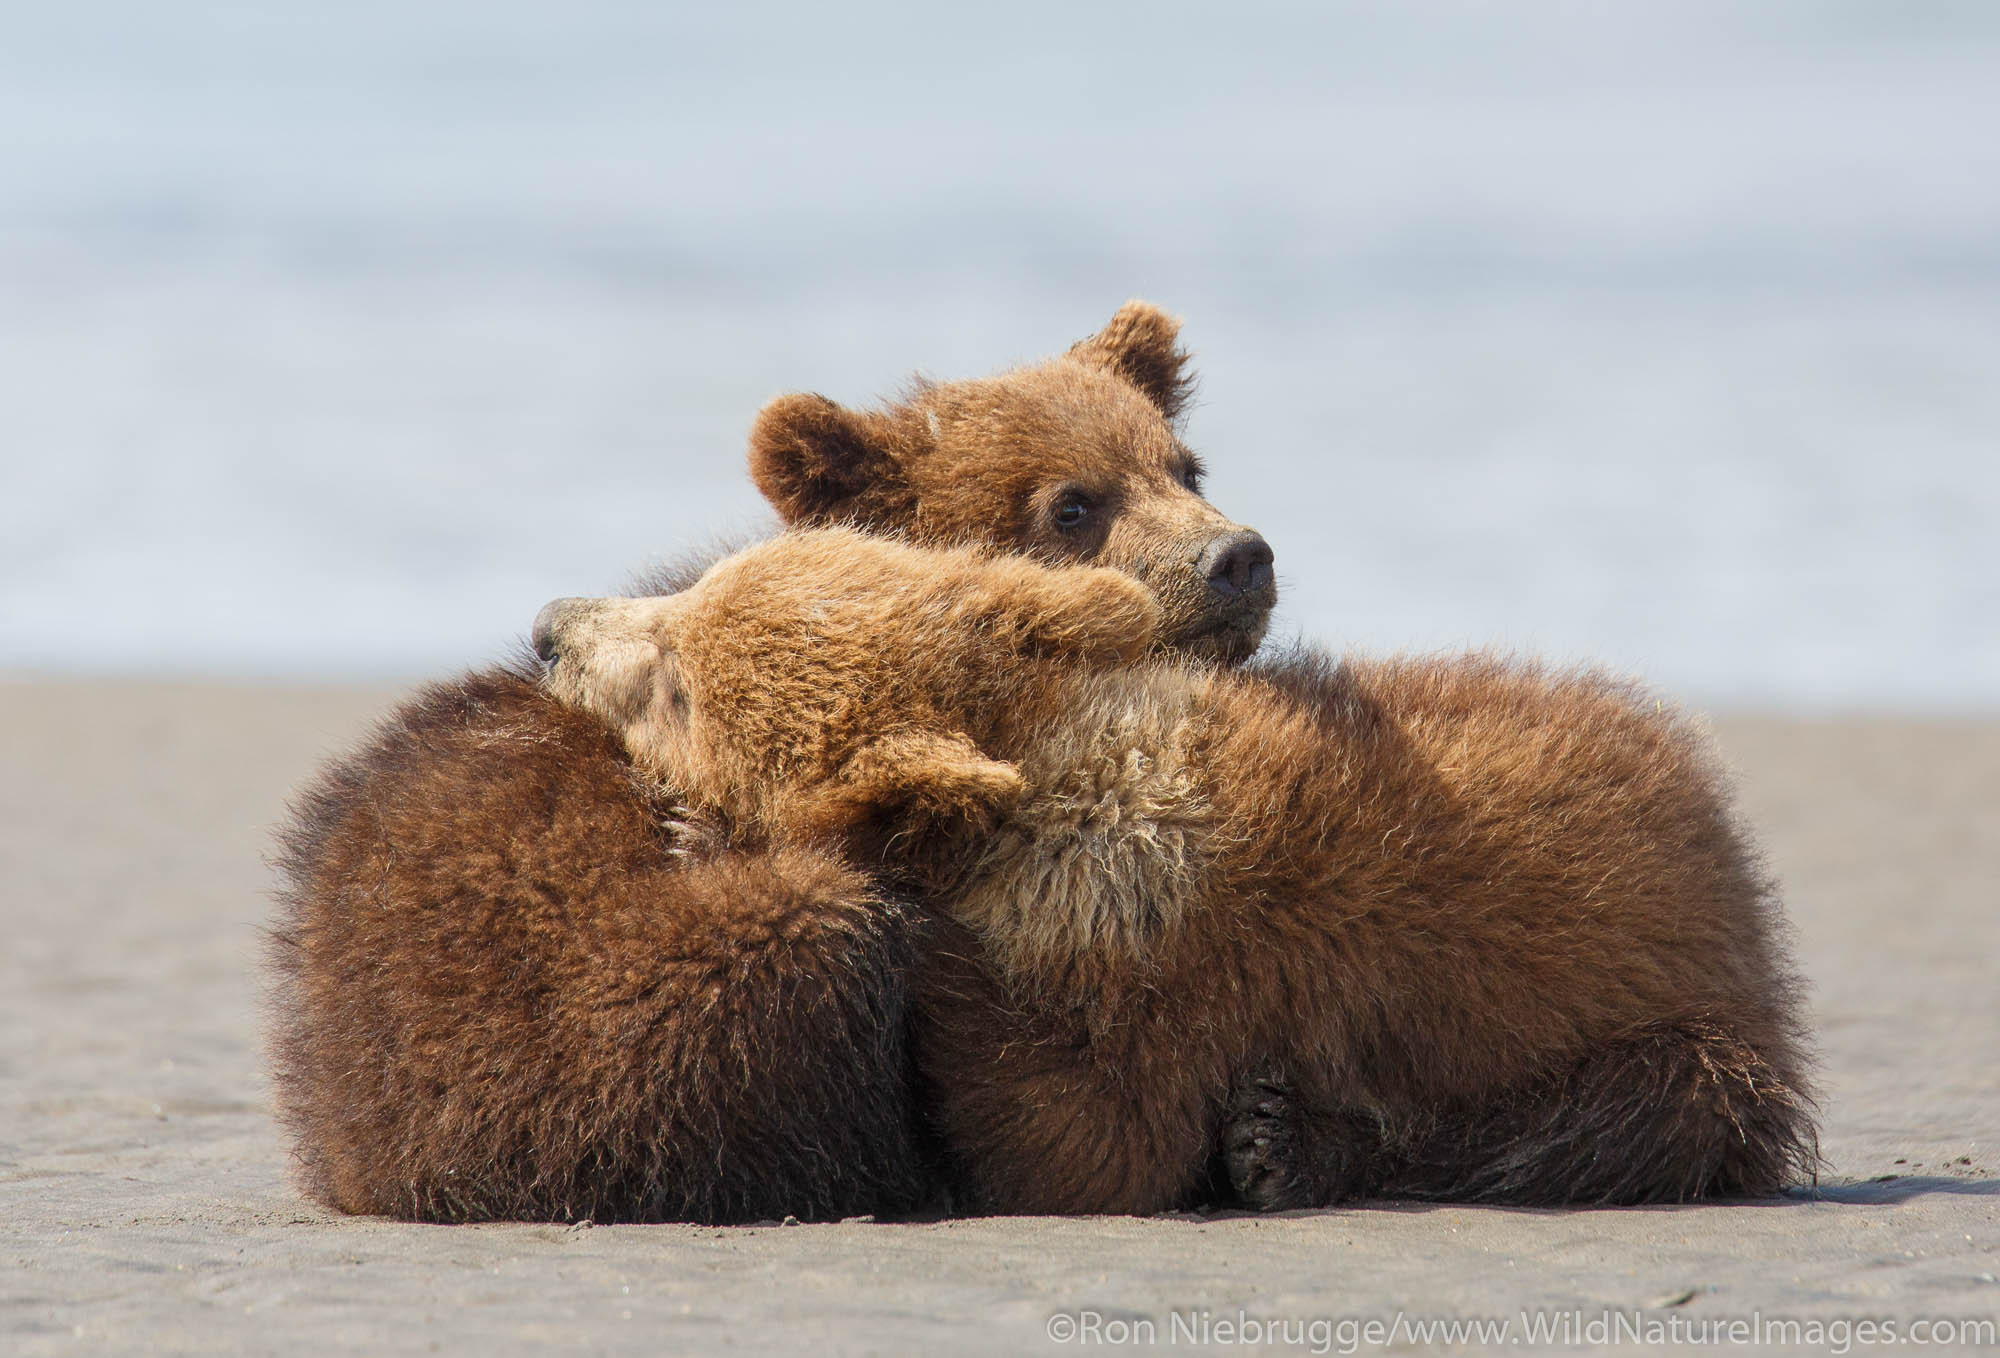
537 529 1819 1215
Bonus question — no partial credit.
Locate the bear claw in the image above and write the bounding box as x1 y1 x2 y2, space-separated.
1224 1073 1307 1212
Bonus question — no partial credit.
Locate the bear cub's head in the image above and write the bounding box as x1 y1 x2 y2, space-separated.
752 301 1275 665
536 529 1162 848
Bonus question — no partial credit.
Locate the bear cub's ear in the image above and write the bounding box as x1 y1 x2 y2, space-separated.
782 730 1025 857
1068 300 1194 423
749 393 913 528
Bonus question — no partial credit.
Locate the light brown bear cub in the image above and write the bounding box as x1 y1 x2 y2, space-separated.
537 529 1819 1215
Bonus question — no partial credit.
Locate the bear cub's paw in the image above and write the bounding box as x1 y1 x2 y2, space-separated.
988 563 1164 666
1223 1069 1310 1212
1223 1070 1385 1212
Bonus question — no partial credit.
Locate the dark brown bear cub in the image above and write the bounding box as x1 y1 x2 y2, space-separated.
267 303 1275 1222
537 529 1819 1216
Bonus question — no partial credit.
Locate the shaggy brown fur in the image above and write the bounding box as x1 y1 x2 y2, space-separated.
267 303 1276 1222
268 663 931 1222
538 531 1819 1216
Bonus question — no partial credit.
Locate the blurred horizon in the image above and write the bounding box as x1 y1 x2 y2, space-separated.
3 1 1997 709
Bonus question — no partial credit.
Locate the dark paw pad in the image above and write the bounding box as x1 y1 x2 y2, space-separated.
1224 1075 1305 1211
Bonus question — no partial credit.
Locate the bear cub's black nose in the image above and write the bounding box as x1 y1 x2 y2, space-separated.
532 598 583 665
1200 531 1275 598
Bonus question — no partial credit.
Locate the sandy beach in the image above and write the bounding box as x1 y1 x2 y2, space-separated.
2 678 1994 1355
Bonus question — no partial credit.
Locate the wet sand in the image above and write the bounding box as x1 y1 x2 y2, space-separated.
3 680 1994 1354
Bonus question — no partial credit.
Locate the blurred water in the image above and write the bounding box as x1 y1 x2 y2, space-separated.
2 1 1996 707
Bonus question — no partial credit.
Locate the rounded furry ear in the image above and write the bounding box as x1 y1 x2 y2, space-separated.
748 393 910 527
1068 300 1194 422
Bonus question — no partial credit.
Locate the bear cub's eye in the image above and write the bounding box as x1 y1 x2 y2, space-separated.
1053 492 1092 529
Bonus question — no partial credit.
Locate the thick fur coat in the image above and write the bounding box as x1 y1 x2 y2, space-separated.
268 660 928 1221
539 530 1819 1216
266 304 1276 1221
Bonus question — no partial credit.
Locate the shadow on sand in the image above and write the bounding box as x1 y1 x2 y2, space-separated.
1796 1175 2000 1206
1188 1175 2000 1222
